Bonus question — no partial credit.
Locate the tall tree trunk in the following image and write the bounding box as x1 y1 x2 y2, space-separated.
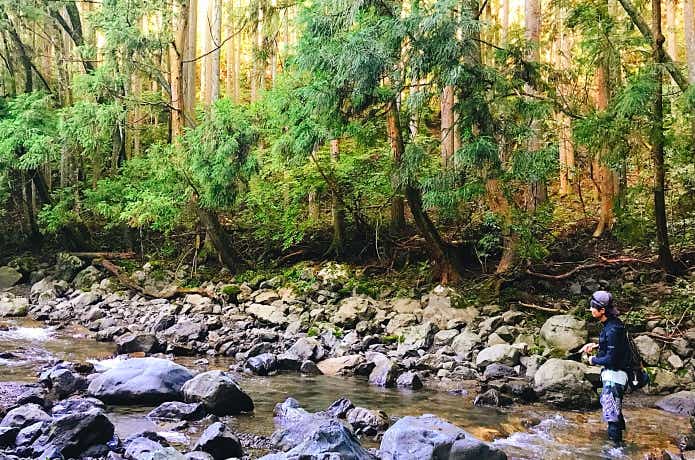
387 99 406 231
651 0 681 274
225 0 237 102
666 0 678 60
685 0 695 156
557 5 574 196
209 0 221 103
169 0 188 138
501 0 510 43
200 0 209 104
329 139 346 254
183 0 197 127
592 52 615 237
441 85 455 166
308 190 319 220
524 0 546 211
194 201 237 272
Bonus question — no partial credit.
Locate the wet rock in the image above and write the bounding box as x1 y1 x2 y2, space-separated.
245 353 277 376
533 358 596 409
475 344 521 369
152 314 177 333
346 407 389 436
264 419 375 460
0 404 51 430
271 398 334 451
539 315 587 352
368 354 399 387
115 332 161 355
193 422 242 460
473 389 511 407
649 368 679 394
30 278 68 305
0 266 22 289
276 353 302 371
288 337 324 362
148 402 205 421
483 363 517 381
634 335 661 366
0 294 28 317
300 360 322 375
51 398 105 417
380 414 506 460
317 355 365 376
87 357 193 404
655 391 695 416
29 408 114 459
162 320 207 344
40 367 84 399
182 371 253 416
16 388 46 407
396 371 423 390
434 329 459 347
73 266 102 291
325 398 354 418
124 434 184 459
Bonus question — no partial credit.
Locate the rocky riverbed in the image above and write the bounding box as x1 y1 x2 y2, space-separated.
0 254 694 459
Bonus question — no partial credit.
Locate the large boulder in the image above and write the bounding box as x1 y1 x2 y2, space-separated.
270 398 334 451
368 355 399 387
397 322 435 352
655 391 695 416
533 358 597 409
318 355 365 376
539 315 587 352
422 293 479 329
182 371 253 416
346 407 389 436
115 333 161 354
246 303 288 326
54 253 87 282
124 435 185 460
72 266 102 291
475 344 520 369
30 278 68 304
245 353 278 376
264 419 376 460
193 422 242 460
87 357 193 404
0 294 28 317
0 266 22 289
452 331 482 357
29 408 114 459
0 404 51 430
634 335 661 366
287 337 324 362
379 414 506 460
332 296 377 328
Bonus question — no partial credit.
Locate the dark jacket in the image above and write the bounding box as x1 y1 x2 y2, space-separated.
592 317 630 371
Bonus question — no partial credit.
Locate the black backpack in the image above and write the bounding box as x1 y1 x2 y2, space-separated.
625 331 650 391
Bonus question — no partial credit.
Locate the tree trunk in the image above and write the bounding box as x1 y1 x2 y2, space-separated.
501 0 510 43
183 0 197 127
329 139 346 254
557 5 574 196
685 0 695 156
308 190 319 220
387 100 406 231
592 54 615 238
651 0 681 274
169 0 188 138
194 202 237 272
440 85 455 166
225 0 237 102
486 178 516 273
666 0 678 60
200 0 209 104
209 0 221 103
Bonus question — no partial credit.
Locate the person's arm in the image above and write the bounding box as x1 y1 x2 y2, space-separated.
590 326 621 367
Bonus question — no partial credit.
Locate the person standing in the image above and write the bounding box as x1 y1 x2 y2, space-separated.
581 290 631 444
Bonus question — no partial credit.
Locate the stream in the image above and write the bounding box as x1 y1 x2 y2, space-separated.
0 317 689 459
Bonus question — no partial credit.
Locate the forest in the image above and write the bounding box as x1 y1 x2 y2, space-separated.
0 0 693 282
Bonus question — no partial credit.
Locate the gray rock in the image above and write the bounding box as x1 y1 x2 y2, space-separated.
29 408 114 459
634 335 661 366
73 266 102 291
87 357 193 404
247 303 288 326
539 315 587 352
396 371 423 390
475 344 520 369
397 322 435 352
483 363 517 381
124 435 185 460
385 313 418 335
15 421 45 447
368 355 399 387
162 320 207 344
346 407 389 436
0 266 22 289
422 294 478 330
379 414 506 460
54 253 87 282
148 402 205 421
182 371 253 415
533 358 597 409
193 422 242 460
271 398 334 451
300 360 322 375
0 295 28 317
317 355 364 376
452 331 482 358
51 398 105 417
325 398 355 418
184 453 214 460
473 389 512 407
434 329 459 347
116 333 161 355
0 404 51 430
288 337 323 362
246 353 277 376
332 296 377 328
0 426 18 447
655 391 695 416
40 367 84 399
30 278 68 304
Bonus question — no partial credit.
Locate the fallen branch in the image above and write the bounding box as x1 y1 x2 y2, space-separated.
527 255 655 280
517 301 565 313
70 251 136 259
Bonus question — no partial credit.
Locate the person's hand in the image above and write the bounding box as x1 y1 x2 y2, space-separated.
581 343 598 354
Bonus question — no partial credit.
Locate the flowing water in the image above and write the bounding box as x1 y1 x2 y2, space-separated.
0 317 689 459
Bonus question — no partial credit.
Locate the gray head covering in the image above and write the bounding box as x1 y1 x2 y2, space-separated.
590 290 619 316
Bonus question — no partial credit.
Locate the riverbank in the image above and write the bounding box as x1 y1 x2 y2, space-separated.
1 254 694 458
